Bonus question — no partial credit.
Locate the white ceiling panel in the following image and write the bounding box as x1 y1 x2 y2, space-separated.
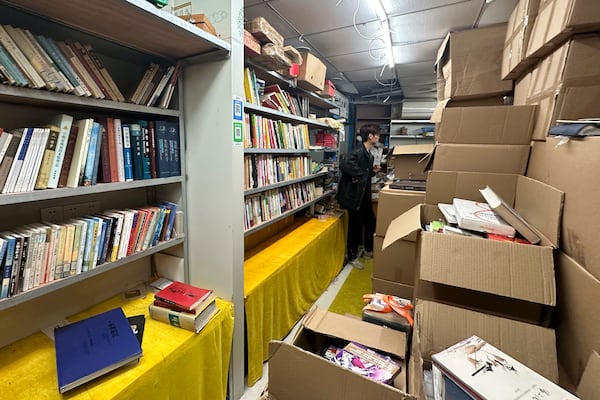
382 0 480 16
305 21 386 57
264 0 377 35
399 74 437 87
327 50 388 72
395 60 436 77
391 38 443 64
388 1 481 43
343 66 397 82
478 0 518 26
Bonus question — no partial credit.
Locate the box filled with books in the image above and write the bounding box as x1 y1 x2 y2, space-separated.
382 171 564 325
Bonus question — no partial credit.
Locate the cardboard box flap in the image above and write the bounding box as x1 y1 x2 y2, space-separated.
515 176 564 248
392 144 434 156
413 299 559 382
382 204 422 250
578 351 600 400
425 171 518 206
419 233 556 306
430 99 451 123
268 341 415 400
434 32 452 68
302 306 407 358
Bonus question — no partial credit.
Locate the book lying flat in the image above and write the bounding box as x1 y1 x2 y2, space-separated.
54 307 142 393
452 198 516 238
149 295 217 333
479 186 541 245
154 280 213 312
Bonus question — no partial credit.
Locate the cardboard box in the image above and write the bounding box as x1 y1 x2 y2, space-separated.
298 52 326 92
375 187 425 236
554 252 600 387
391 144 433 181
372 277 414 301
527 0 600 60
245 16 284 47
578 351 600 400
429 143 531 175
254 43 292 70
435 24 513 100
527 137 600 279
383 171 564 325
433 105 537 144
317 79 336 98
268 307 414 400
373 235 416 285
502 0 541 80
244 29 261 57
408 300 559 400
431 335 576 400
518 34 600 141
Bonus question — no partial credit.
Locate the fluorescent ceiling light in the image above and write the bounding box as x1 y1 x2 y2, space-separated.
369 0 395 68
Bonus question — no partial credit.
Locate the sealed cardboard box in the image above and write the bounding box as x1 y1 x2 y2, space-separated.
527 0 600 60
430 143 531 175
527 137 600 279
298 52 326 92
372 277 414 301
254 43 292 70
433 104 537 144
391 144 433 181
518 34 600 141
373 235 416 285
268 307 414 400
245 16 284 47
375 187 425 236
431 335 575 399
383 171 564 325
408 300 559 400
317 79 336 98
244 29 261 57
436 24 513 100
502 0 541 80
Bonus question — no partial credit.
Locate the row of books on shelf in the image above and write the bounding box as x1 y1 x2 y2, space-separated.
244 181 316 230
0 115 181 194
244 154 311 190
148 278 218 333
0 202 180 299
433 186 541 245
243 67 311 118
0 24 179 108
244 112 310 150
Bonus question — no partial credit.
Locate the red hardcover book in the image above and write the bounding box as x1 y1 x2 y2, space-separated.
153 298 193 314
154 281 213 312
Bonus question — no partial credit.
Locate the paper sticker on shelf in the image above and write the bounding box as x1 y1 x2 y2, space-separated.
233 122 243 146
233 96 243 121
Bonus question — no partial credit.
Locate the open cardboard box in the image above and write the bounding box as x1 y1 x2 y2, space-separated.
383 171 564 325
391 144 433 181
578 351 600 400
268 307 414 400
408 299 559 400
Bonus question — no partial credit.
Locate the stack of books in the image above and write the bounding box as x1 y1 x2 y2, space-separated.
149 280 217 333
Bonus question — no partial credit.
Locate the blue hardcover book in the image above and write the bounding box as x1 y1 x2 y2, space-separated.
121 124 134 181
150 205 167 247
165 121 181 176
91 124 104 186
82 122 101 186
138 120 151 179
0 237 10 298
91 216 107 268
54 307 142 394
153 120 170 178
161 201 177 241
129 123 144 181
0 43 28 86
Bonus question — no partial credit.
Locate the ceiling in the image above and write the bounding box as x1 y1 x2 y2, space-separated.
244 0 518 104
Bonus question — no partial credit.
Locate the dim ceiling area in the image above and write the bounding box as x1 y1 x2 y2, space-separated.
244 0 518 105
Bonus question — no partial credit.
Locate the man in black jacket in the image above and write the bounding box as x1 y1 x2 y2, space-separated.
336 124 381 269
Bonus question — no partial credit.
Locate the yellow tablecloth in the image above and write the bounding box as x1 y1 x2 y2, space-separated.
244 215 347 386
0 294 234 400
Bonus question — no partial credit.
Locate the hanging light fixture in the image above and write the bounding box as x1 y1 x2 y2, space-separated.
369 0 395 68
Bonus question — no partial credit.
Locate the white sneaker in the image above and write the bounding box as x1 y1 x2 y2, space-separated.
350 258 364 270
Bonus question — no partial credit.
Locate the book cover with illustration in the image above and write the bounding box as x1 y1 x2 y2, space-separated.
432 335 578 400
452 198 516 238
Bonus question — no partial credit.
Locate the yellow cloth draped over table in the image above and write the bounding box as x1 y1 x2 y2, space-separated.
0 295 234 400
244 215 347 386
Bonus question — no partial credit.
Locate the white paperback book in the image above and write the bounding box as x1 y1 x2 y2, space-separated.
452 198 516 238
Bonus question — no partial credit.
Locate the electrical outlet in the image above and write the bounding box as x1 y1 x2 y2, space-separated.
63 201 101 219
40 206 64 223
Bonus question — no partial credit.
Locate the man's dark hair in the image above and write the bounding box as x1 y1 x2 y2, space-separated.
358 123 381 142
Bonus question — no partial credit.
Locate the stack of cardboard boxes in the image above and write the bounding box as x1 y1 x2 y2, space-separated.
264 0 600 397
